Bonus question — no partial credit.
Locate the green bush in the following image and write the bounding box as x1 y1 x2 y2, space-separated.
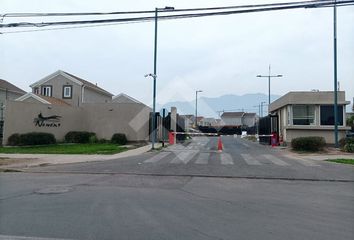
65 131 96 143
343 143 354 153
111 133 127 145
12 132 56 146
89 135 98 143
98 138 109 144
8 134 21 146
291 136 326 152
339 137 354 149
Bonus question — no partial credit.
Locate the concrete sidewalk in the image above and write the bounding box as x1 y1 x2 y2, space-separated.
275 146 354 161
0 144 161 169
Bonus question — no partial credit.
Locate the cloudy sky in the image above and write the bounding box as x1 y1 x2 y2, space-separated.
1 0 353 106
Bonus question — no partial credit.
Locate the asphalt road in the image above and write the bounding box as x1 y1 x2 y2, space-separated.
30 136 354 181
0 136 353 240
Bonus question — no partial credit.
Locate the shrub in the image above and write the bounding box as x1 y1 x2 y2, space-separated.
111 133 127 145
291 136 326 152
339 137 354 149
89 135 98 143
65 131 96 143
8 134 21 146
18 132 56 146
98 138 108 144
343 143 354 153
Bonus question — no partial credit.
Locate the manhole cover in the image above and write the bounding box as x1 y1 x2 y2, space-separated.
34 186 73 195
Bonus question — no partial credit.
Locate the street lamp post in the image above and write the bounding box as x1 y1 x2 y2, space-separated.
195 90 203 128
146 6 174 150
257 65 283 112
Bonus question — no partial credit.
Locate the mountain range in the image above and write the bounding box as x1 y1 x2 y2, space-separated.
157 93 281 118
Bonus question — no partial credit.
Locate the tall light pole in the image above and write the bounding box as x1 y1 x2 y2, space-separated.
146 6 174 150
195 90 203 128
260 101 266 117
333 0 339 148
257 65 283 111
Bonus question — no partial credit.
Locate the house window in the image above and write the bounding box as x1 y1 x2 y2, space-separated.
63 85 72 99
292 105 315 125
41 86 52 97
320 105 343 125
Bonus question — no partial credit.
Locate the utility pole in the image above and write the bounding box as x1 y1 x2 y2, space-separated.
147 6 174 150
333 0 339 148
257 65 283 112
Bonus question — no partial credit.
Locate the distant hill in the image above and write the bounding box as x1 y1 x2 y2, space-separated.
158 93 281 118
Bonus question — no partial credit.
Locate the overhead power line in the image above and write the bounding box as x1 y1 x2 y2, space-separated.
0 0 353 34
0 0 337 18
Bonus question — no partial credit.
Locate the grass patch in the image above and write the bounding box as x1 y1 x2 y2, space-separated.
326 159 354 165
0 143 127 155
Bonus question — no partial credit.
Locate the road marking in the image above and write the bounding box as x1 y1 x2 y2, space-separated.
170 151 198 164
0 235 74 240
144 152 170 163
195 153 209 164
241 154 262 165
283 155 320 167
263 154 290 166
241 142 250 148
221 153 234 165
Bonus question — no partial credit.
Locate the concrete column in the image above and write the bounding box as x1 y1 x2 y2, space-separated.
171 107 177 143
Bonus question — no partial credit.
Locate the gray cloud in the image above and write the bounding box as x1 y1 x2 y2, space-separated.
0 0 353 106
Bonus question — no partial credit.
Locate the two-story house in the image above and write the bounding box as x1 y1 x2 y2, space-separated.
0 79 26 107
17 70 113 106
0 79 26 141
221 112 257 127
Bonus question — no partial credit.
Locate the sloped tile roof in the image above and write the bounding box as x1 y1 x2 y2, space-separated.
243 112 257 117
221 112 244 118
63 71 113 96
36 95 71 106
0 79 26 94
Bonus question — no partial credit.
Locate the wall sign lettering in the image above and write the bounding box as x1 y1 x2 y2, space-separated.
34 113 62 127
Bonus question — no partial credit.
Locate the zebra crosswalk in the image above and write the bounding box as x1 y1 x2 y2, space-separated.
240 154 261 165
143 151 321 167
170 151 199 164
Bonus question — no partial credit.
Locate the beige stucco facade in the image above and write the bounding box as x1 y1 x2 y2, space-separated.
0 90 24 106
3 100 151 144
270 91 350 144
30 70 113 106
32 74 83 106
83 87 112 104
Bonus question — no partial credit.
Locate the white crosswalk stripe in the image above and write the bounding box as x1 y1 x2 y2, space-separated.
283 155 320 167
263 154 290 166
144 152 171 163
143 150 320 168
170 151 198 164
241 154 262 165
195 153 209 164
221 153 234 165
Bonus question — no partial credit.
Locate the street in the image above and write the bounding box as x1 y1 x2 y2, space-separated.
0 136 353 240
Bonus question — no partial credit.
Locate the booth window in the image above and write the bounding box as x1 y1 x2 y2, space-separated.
320 105 343 125
292 105 315 125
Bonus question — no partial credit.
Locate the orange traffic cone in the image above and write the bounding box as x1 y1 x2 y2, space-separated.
217 136 223 152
